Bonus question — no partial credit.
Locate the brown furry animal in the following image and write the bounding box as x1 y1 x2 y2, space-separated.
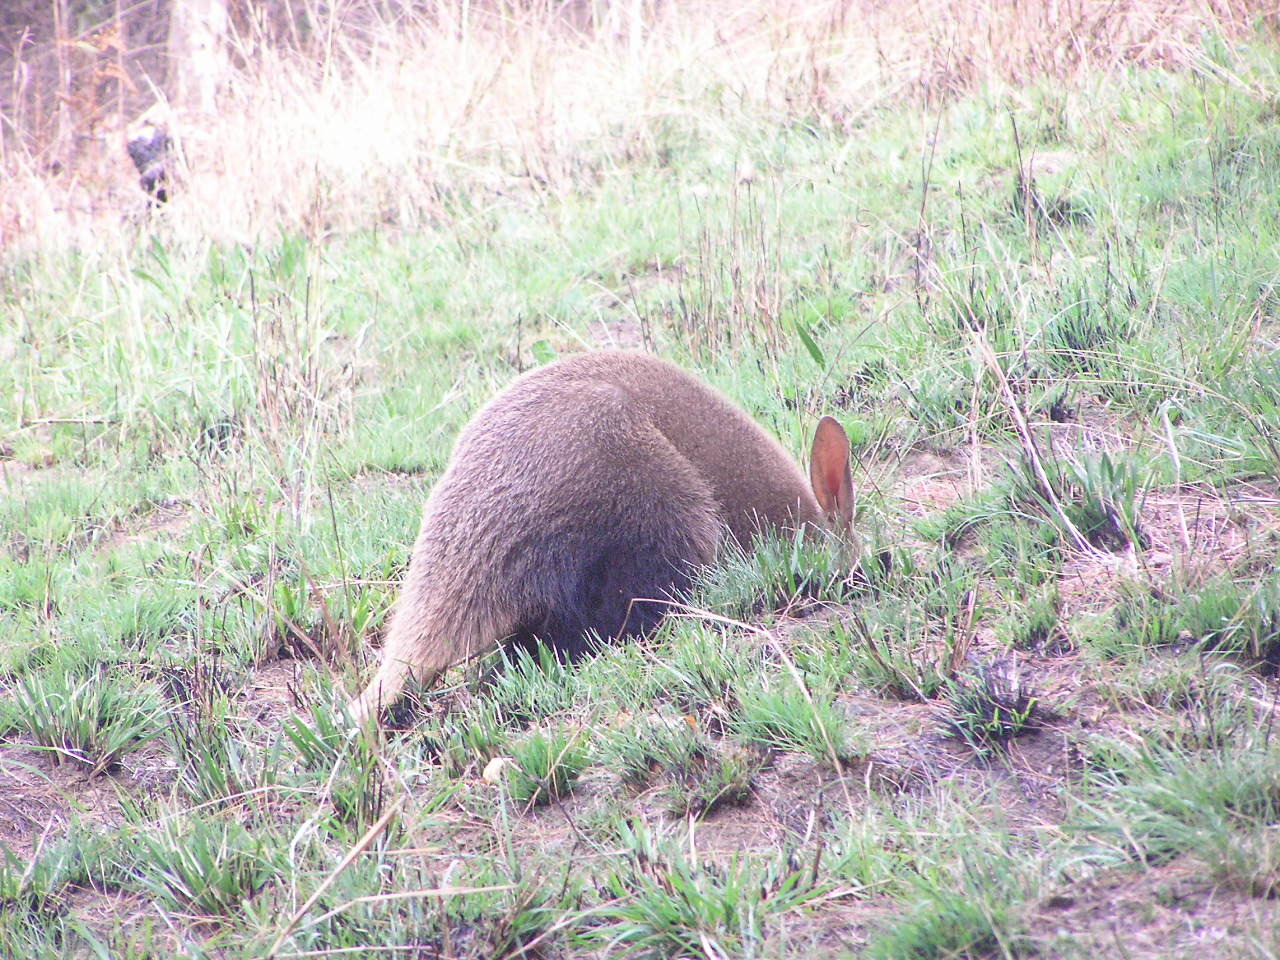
350 351 853 722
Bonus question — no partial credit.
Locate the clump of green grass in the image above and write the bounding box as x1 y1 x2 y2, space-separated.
504 726 590 807
835 549 979 700
602 716 763 816
732 672 863 767
1072 721 1280 874
605 714 706 788
1095 653 1246 747
1041 290 1135 380
998 587 1065 652
488 645 584 727
660 744 763 818
978 517 1064 590
0 555 67 623
376 671 436 731
126 814 284 915
916 485 1010 550
162 656 279 808
0 910 81 960
866 876 1027 960
170 704 268 808
275 856 562 959
285 706 388 828
592 828 828 959
1008 449 1152 552
897 364 975 450
264 573 342 661
0 827 97 917
653 625 757 724
839 612 958 702
412 697 509 780
1227 350 1280 477
1202 820 1280 899
695 528 860 620
824 793 1001 898
283 698 349 772
11 665 167 775
1111 572 1280 669
941 661 1044 757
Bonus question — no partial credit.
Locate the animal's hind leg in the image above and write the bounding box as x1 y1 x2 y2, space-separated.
557 420 723 656
544 531 705 660
500 528 708 665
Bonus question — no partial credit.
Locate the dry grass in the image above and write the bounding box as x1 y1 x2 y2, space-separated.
0 0 1274 251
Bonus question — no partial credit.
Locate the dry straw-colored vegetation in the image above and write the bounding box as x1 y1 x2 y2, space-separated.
0 0 1274 249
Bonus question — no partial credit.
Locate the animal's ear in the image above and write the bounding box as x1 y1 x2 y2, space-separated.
809 416 853 532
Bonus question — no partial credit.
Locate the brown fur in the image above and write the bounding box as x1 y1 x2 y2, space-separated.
350 351 853 722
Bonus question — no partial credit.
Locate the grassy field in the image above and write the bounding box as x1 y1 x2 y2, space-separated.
3 2 1280 957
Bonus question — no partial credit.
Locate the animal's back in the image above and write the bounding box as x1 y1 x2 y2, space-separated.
511 351 825 544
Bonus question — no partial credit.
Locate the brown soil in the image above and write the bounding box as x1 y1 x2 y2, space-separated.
1025 858 1280 958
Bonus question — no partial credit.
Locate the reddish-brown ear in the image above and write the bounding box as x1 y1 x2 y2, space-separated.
810 416 853 533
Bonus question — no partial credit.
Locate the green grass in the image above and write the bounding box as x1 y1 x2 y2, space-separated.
126 812 286 915
589 826 830 959
3 19 1280 957
504 726 591 807
10 665 167 774
732 671 865 767
941 662 1043 757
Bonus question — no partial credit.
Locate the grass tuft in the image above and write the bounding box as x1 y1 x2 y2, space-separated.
593 830 828 959
733 672 864 767
126 813 284 915
505 727 590 807
941 661 1044 757
11 665 167 775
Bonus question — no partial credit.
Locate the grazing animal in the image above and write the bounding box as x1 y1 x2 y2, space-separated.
350 351 853 722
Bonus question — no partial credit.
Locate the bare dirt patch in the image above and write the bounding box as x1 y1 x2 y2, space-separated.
772 896 897 958
1057 479 1280 622
243 660 310 722
97 498 195 556
0 745 130 854
893 448 977 516
1044 403 1131 455
1025 857 1280 958
588 317 647 350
